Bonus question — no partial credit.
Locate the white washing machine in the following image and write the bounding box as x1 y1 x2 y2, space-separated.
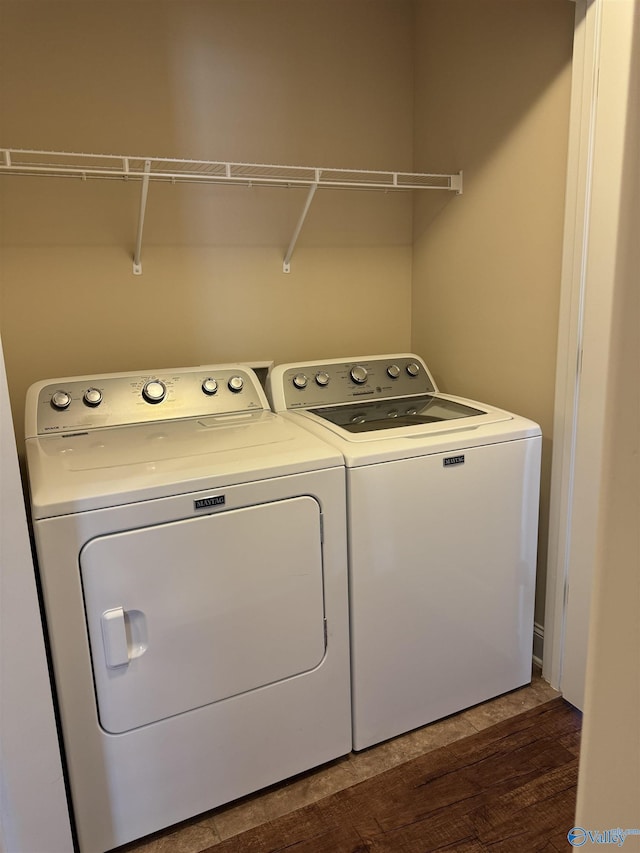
25 364 351 853
267 354 542 751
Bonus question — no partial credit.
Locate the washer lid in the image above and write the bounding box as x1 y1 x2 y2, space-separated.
309 394 487 432
26 410 343 518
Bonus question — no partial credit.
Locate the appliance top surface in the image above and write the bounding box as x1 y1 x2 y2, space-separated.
25 364 343 518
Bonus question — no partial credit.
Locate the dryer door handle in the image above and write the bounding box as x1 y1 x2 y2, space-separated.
100 607 130 668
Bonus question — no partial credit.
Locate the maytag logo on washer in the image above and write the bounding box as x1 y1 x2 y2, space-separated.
443 455 465 467
194 495 226 510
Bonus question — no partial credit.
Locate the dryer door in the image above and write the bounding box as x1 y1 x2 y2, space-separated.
81 496 326 733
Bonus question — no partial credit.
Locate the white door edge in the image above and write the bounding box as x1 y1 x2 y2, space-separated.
543 0 601 701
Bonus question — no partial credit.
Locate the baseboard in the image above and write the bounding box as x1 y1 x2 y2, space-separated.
532 621 544 668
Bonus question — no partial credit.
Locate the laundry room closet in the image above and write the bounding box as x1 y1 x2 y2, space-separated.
0 0 574 664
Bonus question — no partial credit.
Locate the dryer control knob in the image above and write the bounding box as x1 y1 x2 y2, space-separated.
387 364 401 379
83 388 102 407
142 380 166 404
350 365 368 384
51 390 72 411
202 378 218 396
228 375 244 393
315 372 330 387
406 362 421 377
293 373 308 389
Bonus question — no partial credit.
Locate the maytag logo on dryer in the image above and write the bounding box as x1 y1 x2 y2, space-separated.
443 455 465 468
194 495 226 511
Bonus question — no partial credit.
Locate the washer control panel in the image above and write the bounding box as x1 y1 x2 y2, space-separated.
274 355 436 410
29 365 266 435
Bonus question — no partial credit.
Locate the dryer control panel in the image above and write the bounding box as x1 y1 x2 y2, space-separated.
27 365 268 435
268 354 437 411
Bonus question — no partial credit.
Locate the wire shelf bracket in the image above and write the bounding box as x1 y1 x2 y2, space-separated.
283 179 319 273
0 148 463 274
133 159 151 276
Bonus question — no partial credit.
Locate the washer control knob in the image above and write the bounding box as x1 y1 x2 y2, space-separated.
350 365 368 384
293 373 308 389
228 375 244 393
83 388 102 407
51 390 71 411
315 372 330 387
142 380 166 404
406 362 421 377
350 414 367 424
202 378 218 396
387 364 401 379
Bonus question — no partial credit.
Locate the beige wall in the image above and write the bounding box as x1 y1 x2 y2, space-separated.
411 0 575 630
1 0 575 636
0 0 415 443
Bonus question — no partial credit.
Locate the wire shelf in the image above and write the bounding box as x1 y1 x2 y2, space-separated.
1 148 462 192
0 148 463 272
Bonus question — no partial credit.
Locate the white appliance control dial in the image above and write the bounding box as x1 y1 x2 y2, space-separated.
315 372 330 387
228 375 244 393
293 373 308 389
83 388 102 407
387 364 401 379
201 378 218 396
406 362 421 377
51 390 71 410
350 365 368 384
142 380 166 404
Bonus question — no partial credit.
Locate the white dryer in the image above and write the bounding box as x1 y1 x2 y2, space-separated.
25 364 351 853
267 354 542 751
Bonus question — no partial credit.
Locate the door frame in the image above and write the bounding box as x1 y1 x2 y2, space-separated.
544 0 632 709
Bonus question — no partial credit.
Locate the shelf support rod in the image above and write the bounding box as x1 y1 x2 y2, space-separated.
283 172 320 273
133 159 151 275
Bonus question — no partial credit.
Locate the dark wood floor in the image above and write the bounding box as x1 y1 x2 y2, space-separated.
203 698 581 853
